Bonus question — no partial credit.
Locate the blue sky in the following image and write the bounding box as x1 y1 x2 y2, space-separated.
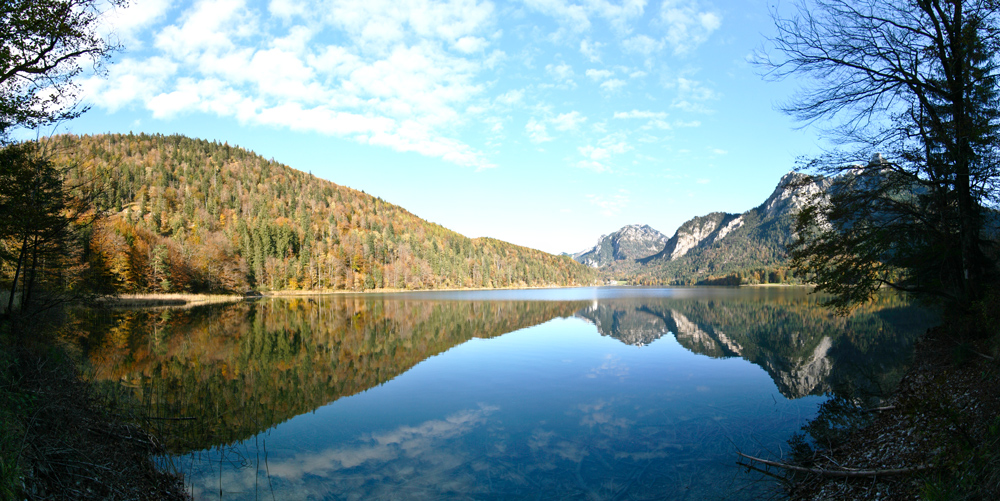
66 0 824 254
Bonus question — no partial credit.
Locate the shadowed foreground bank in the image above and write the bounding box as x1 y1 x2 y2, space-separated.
742 323 1000 500
0 320 189 500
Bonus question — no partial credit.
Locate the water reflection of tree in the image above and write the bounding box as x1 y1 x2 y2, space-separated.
67 298 587 453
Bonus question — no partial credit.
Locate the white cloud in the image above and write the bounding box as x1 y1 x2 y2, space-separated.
103 0 172 48
454 36 488 53
622 34 661 55
647 119 671 129
546 62 575 82
669 76 718 113
613 110 667 119
268 0 307 18
326 0 496 54
580 39 604 62
524 0 646 35
82 0 721 173
523 0 592 32
599 133 632 155
86 0 501 170
147 78 203 118
578 160 608 172
585 69 613 81
586 0 648 34
495 89 524 106
526 117 553 143
80 56 178 111
579 145 610 161
485 116 504 133
154 0 252 59
600 79 626 91
577 132 632 169
658 0 722 54
551 111 587 131
586 190 630 214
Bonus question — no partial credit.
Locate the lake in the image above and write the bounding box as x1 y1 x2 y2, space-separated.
68 287 934 500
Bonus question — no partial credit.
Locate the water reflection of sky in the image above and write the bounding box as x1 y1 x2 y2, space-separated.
170 316 825 500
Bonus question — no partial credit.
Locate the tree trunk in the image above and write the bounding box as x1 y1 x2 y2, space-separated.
5 233 29 315
21 233 41 313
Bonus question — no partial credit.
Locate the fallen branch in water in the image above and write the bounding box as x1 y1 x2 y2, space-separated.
737 452 932 478
861 405 896 413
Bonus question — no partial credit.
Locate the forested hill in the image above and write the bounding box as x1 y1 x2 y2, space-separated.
43 133 594 293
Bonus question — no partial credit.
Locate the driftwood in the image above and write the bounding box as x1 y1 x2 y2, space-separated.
737 452 932 478
861 405 896 413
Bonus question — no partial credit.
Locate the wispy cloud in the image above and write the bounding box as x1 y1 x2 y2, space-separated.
600 78 626 92
84 0 500 169
586 189 630 214
551 111 587 131
659 0 722 55
614 110 667 119
526 117 553 143
579 39 604 62
585 68 613 81
84 0 724 173
545 62 576 83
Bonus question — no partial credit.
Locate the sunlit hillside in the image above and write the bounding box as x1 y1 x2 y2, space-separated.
42 133 594 294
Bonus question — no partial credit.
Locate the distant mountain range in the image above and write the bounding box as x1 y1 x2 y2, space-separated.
572 172 832 285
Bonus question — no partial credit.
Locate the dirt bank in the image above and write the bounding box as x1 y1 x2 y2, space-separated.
779 327 1000 500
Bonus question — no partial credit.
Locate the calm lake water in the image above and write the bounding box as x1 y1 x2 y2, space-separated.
69 287 934 500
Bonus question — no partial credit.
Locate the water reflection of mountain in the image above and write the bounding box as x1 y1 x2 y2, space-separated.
68 297 587 454
575 292 935 399
574 303 670 346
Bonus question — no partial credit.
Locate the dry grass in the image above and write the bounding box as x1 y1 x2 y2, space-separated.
96 293 242 308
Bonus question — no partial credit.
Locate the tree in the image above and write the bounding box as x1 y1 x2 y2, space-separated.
759 0 1000 314
0 142 88 316
0 0 121 317
0 0 122 138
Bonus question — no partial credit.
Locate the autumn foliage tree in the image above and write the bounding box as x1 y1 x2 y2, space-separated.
1 0 122 318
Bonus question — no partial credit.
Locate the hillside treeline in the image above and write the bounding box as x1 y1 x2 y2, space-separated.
36 133 594 294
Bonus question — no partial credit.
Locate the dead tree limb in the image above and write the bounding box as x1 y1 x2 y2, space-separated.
737 452 932 478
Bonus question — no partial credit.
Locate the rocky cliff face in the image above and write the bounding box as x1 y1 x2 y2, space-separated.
574 224 669 268
759 171 828 220
638 212 741 264
573 172 832 279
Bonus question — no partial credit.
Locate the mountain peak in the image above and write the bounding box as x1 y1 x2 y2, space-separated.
573 224 669 267
574 171 835 284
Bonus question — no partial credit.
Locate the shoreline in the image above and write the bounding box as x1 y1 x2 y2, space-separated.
93 283 601 306
781 325 999 499
99 282 814 306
